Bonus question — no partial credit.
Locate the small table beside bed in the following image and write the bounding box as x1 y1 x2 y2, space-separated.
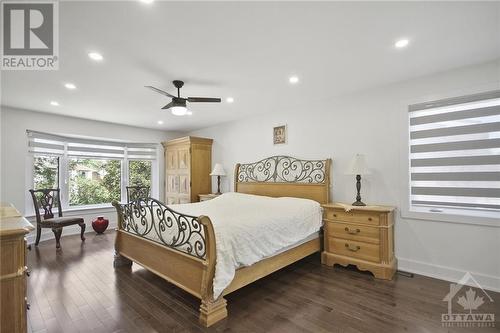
112 156 331 327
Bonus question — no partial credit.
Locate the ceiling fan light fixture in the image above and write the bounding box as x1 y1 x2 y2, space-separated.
171 106 188 116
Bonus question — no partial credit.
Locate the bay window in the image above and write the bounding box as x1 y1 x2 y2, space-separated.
27 130 158 211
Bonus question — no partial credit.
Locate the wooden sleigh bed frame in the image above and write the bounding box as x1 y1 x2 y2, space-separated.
112 156 331 327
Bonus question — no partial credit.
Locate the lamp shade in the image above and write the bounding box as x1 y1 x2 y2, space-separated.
346 154 371 175
210 163 226 176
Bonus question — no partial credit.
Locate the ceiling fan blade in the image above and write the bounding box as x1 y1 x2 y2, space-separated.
145 86 176 98
161 102 174 109
187 97 221 103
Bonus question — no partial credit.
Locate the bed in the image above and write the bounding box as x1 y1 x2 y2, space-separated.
112 155 331 327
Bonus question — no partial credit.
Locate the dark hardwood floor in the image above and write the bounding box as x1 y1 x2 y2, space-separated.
27 231 499 333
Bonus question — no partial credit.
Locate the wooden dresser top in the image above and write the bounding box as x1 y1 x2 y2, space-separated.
322 202 395 213
0 202 34 237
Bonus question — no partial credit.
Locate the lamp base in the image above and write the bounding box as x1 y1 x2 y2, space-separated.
351 200 366 206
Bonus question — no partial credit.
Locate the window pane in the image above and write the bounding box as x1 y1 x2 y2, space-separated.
129 160 152 187
33 155 59 189
69 158 121 206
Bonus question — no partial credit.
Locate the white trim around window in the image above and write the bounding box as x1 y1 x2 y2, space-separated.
399 86 500 228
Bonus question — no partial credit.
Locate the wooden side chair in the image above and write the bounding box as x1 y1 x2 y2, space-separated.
126 185 150 203
29 188 85 249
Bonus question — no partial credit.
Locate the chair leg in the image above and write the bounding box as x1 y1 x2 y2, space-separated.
79 223 86 241
35 225 42 246
52 227 62 249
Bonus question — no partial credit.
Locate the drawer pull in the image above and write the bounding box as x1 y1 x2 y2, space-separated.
345 243 361 252
344 227 360 235
333 214 337 218
368 217 372 221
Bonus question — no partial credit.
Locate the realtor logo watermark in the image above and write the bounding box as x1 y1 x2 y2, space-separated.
1 1 59 70
442 272 495 328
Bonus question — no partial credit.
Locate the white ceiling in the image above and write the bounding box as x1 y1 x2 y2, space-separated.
2 1 499 131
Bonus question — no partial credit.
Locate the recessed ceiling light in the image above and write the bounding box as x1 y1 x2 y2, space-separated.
395 39 409 49
226 97 234 103
64 83 76 90
50 101 59 106
157 120 164 125
140 0 154 3
88 52 103 61
289 76 299 84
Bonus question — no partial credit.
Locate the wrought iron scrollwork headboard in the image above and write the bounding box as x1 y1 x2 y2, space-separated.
234 156 331 203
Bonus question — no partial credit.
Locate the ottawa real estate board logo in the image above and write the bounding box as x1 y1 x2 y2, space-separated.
442 272 495 328
1 1 59 70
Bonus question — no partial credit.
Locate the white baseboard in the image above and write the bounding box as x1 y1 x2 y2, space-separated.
26 221 118 245
398 257 500 293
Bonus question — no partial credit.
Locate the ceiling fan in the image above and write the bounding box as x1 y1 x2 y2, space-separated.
145 80 221 116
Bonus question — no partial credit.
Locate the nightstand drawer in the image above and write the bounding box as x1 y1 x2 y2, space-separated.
325 221 379 244
327 237 380 263
325 209 380 225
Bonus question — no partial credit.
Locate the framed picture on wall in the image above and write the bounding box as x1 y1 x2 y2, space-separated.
273 125 286 144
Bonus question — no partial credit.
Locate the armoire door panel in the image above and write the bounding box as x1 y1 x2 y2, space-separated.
178 197 190 204
179 175 190 194
178 148 190 169
167 175 179 193
166 150 178 169
166 197 178 205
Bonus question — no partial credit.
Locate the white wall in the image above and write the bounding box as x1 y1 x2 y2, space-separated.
0 107 184 243
190 60 500 291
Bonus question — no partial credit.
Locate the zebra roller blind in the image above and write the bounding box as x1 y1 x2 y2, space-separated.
27 130 158 160
409 90 500 213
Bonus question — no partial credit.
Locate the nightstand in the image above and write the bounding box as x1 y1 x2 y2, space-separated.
198 194 220 202
321 203 396 280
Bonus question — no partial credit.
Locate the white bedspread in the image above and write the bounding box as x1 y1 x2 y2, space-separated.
170 192 322 298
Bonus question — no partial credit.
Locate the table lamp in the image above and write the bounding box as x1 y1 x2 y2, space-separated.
346 154 371 206
210 163 226 195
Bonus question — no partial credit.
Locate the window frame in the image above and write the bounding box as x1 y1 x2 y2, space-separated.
27 142 159 215
399 90 500 228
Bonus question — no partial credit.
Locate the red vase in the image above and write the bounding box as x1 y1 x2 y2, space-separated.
92 216 109 234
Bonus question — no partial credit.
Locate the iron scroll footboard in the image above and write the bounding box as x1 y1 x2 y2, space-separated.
112 198 210 259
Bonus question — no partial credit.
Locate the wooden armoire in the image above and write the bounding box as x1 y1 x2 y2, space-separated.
162 136 213 204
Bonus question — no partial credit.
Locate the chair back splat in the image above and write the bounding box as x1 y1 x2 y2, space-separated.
28 188 86 249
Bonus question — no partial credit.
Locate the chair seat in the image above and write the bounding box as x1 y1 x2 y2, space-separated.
41 216 84 227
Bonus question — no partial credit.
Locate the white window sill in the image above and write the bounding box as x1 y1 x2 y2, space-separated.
26 205 116 219
402 207 500 228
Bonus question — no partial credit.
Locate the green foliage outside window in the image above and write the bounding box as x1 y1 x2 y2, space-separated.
33 155 153 207
69 159 121 206
33 156 59 189
129 160 152 187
